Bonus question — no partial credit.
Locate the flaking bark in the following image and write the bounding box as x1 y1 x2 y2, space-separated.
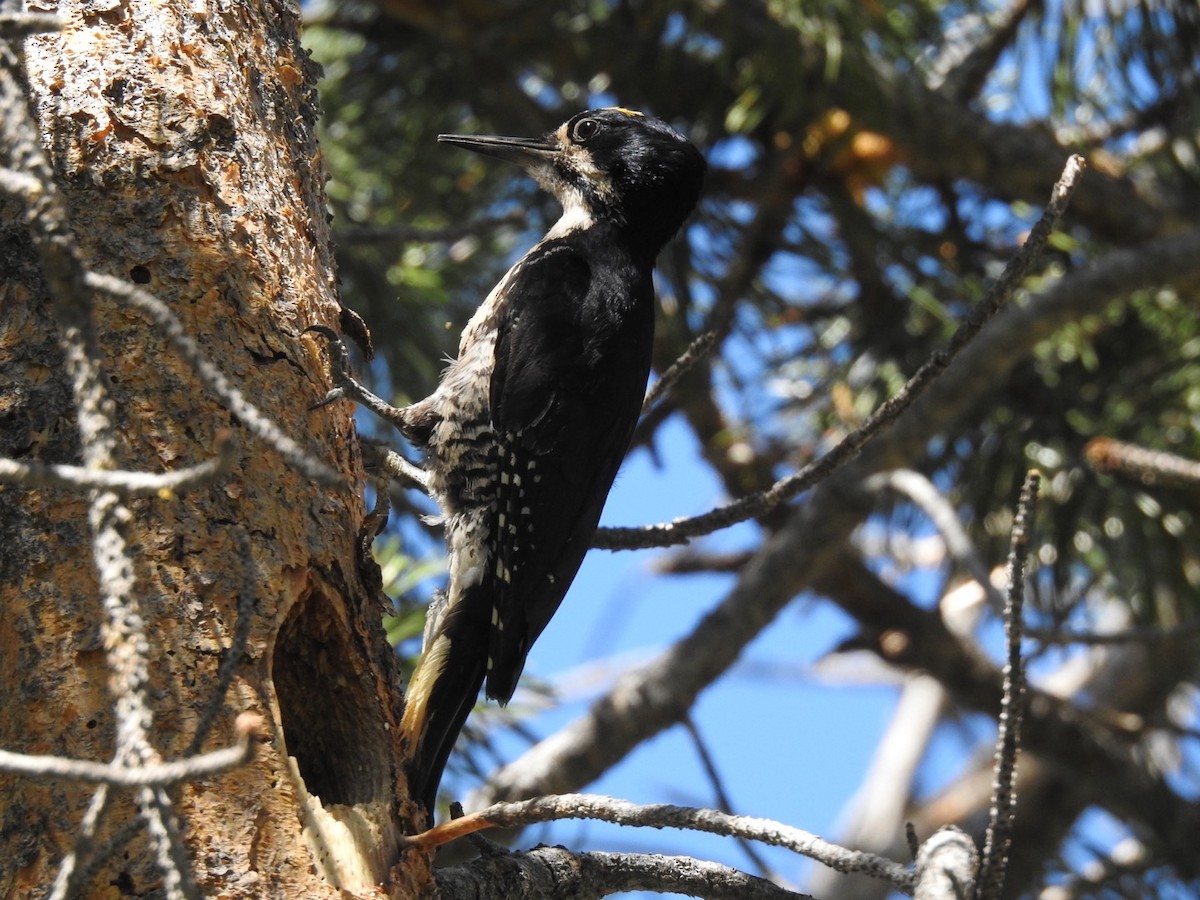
0 2 425 896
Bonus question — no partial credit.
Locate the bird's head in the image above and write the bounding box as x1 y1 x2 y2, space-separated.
439 107 706 258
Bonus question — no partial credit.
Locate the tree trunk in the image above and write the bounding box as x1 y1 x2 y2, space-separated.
0 1 426 896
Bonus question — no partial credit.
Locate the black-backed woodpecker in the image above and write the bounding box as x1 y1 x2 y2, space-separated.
395 108 706 820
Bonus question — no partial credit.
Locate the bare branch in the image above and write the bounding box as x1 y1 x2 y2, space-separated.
977 470 1039 900
138 786 196 900
594 156 1086 551
86 272 343 487
1084 436 1200 489
436 844 812 900
928 0 1037 102
408 793 915 893
651 547 754 574
0 714 262 786
913 826 979 900
0 433 235 494
48 786 114 900
642 330 719 413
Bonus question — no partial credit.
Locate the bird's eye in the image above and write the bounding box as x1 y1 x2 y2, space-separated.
571 118 601 142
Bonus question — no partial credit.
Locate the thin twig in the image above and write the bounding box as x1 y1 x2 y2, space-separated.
448 800 506 857
651 547 754 575
682 717 780 883
594 156 1086 551
67 816 144 898
406 793 916 894
139 786 196 900
0 433 235 494
977 470 1039 900
48 784 113 900
85 272 343 486
0 714 261 786
642 331 719 413
866 469 1007 613
905 822 920 861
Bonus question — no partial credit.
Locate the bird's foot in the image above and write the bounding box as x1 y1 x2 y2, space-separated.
306 324 410 431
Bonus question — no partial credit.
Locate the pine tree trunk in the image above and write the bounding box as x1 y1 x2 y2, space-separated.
0 2 426 895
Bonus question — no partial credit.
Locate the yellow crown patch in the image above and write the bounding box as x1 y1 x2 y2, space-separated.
605 107 645 118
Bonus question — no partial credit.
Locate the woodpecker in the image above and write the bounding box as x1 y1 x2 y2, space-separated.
395 108 705 819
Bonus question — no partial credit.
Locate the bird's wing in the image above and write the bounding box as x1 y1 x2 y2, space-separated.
484 241 647 701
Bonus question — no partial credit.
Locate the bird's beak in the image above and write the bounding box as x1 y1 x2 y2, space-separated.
437 132 558 170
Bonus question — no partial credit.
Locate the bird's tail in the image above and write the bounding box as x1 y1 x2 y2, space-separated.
399 588 488 825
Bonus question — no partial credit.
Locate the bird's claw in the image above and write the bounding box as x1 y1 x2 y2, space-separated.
306 324 409 428
309 385 346 412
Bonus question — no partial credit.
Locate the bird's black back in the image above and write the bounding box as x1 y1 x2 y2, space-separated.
401 225 654 815
485 223 654 700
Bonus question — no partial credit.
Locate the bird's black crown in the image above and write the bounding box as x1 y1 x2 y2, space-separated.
555 108 706 246
440 107 706 257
